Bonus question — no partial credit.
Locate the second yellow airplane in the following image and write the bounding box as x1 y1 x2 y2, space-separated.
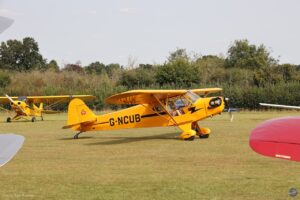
0 94 95 122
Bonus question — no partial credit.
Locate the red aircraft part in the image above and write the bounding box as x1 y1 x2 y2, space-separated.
249 117 300 162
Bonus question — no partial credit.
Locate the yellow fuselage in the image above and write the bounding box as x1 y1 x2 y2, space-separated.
80 96 224 132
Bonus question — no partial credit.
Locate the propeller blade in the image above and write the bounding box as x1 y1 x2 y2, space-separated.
5 94 15 104
5 94 25 113
224 97 234 122
229 109 234 122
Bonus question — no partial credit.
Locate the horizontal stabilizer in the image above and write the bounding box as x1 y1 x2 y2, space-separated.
62 119 96 129
42 110 61 114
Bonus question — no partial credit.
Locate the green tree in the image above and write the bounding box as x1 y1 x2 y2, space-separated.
0 37 46 71
45 60 59 71
106 63 122 77
195 55 226 84
168 48 189 62
118 64 156 88
63 62 84 73
226 39 276 69
273 64 298 81
156 59 199 87
85 61 106 74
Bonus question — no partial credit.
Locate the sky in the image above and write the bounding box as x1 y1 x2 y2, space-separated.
0 0 299 67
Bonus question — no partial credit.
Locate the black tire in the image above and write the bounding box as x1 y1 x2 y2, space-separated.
6 117 11 123
31 117 36 122
199 134 209 139
184 136 195 141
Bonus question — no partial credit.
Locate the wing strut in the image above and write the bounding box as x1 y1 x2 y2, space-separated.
153 95 179 126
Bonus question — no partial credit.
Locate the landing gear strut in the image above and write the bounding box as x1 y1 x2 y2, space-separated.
73 131 83 139
192 122 210 139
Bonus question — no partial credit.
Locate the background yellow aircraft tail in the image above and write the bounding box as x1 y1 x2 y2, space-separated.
64 98 96 131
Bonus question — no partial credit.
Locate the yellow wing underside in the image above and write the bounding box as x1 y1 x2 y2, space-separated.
0 95 95 104
105 88 222 105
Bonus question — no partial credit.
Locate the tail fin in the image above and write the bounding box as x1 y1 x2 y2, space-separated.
33 103 43 111
64 98 96 130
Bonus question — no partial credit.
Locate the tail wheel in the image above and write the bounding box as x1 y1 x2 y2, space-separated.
6 117 11 123
31 117 36 122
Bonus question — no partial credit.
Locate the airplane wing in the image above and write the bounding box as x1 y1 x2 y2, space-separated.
41 110 61 114
260 103 300 110
250 117 300 162
0 95 95 104
0 134 24 167
105 88 222 105
26 95 95 104
191 88 222 96
0 96 19 104
0 16 14 34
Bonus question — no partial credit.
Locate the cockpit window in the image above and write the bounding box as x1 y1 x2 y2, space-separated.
184 90 200 103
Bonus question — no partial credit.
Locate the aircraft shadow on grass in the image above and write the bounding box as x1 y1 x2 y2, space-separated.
85 132 179 145
59 136 94 140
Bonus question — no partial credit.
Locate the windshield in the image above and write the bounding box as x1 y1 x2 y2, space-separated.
184 90 200 103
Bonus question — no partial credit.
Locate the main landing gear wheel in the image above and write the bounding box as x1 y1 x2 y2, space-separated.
31 117 36 122
199 134 209 139
6 117 11 123
184 136 195 141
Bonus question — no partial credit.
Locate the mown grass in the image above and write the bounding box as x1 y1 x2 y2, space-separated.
0 111 299 200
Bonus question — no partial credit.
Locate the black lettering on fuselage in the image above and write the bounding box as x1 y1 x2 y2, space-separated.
135 114 141 122
109 118 115 126
129 115 134 123
117 117 123 125
110 114 141 126
124 116 129 124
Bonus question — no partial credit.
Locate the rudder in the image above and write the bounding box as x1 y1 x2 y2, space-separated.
66 98 96 130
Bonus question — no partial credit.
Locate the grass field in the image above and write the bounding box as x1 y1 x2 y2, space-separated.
0 111 300 200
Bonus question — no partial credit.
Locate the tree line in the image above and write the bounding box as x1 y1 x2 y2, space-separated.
0 37 299 110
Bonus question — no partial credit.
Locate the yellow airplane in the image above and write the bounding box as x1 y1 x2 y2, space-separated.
0 94 95 122
63 88 227 140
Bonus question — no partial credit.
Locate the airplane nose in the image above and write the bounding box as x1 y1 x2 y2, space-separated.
208 97 222 108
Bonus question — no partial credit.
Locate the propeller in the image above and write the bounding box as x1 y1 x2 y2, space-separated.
224 97 234 122
5 94 25 114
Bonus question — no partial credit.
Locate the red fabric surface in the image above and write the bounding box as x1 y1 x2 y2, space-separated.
249 117 300 162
